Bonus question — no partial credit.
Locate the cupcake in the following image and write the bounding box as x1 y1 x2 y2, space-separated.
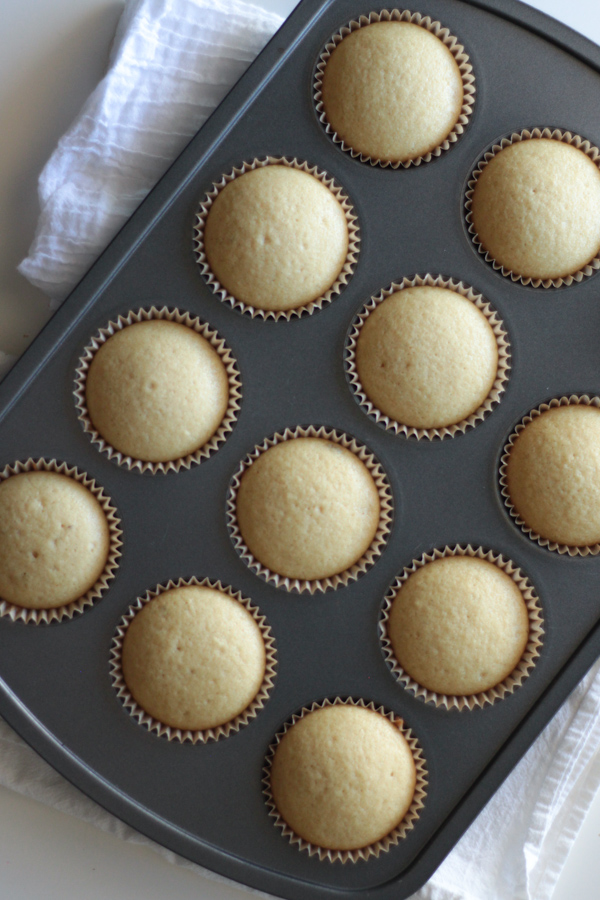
266 700 426 861
503 400 600 551
0 465 115 616
116 581 275 739
198 161 356 317
468 132 600 285
230 429 391 591
382 549 541 707
80 313 234 469
317 14 472 166
350 279 507 436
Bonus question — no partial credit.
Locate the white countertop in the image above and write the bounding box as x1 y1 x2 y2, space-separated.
1 0 600 897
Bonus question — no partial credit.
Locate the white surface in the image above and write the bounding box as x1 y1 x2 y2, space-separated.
1 0 600 898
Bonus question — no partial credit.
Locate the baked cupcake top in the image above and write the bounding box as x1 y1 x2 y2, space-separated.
85 319 229 464
235 436 381 582
387 556 530 696
0 471 110 609
121 585 267 732
505 404 600 547
470 138 600 281
203 165 349 312
270 704 416 851
320 20 464 164
354 285 499 429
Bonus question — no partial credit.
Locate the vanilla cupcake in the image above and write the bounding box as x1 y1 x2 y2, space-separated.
504 402 600 549
469 134 600 283
84 318 230 465
385 553 532 699
120 583 272 735
267 702 423 859
0 469 111 611
353 282 503 433
233 433 384 588
201 163 352 314
318 17 468 165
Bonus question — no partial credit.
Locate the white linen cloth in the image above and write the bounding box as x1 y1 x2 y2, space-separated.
12 0 600 897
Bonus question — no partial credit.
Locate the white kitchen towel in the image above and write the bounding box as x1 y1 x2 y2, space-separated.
13 0 600 898
18 0 282 305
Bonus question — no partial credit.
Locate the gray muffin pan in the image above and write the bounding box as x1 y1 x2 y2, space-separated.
2 0 600 897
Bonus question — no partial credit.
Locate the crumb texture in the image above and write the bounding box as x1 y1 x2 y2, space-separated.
122 586 266 731
204 165 349 311
506 405 600 546
321 21 464 162
356 285 498 428
471 139 600 280
86 319 229 462
236 437 380 581
388 556 530 696
270 705 416 850
0 471 110 609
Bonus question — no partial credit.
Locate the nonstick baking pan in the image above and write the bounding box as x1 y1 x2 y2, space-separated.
2 0 600 897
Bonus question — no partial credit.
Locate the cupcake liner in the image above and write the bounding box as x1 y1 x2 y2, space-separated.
227 425 393 594
0 459 122 625
345 274 510 440
314 9 476 169
193 157 360 320
262 696 427 862
110 576 277 744
500 394 600 556
380 545 544 711
465 128 600 288
379 544 544 711
74 306 242 474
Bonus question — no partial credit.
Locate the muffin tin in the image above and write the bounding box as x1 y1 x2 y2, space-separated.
2 0 600 897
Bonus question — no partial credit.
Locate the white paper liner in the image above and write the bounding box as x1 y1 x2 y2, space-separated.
262 697 427 862
314 9 476 169
500 395 600 556
110 576 277 743
0 459 122 625
345 274 510 439
465 128 600 288
380 545 544 711
74 307 241 474
227 425 393 594
193 157 360 320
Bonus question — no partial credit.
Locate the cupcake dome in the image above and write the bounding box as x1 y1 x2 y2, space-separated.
505 404 600 547
387 555 530 696
270 704 416 851
85 319 230 464
320 20 464 163
0 471 110 609
121 585 267 732
354 284 499 430
203 165 349 312
235 436 381 582
470 137 600 281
